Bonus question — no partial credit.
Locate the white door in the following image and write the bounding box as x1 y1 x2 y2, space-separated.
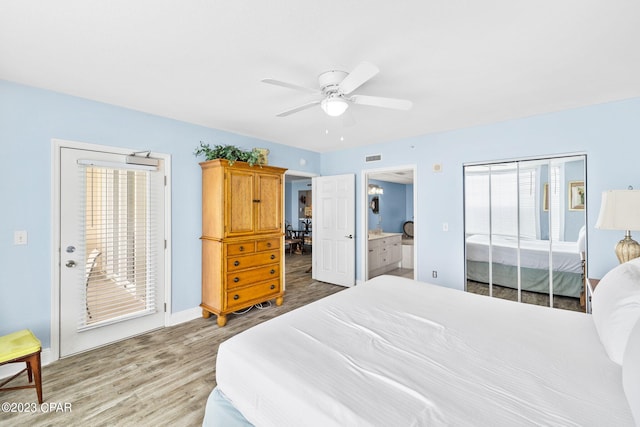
312 174 355 286
59 147 166 357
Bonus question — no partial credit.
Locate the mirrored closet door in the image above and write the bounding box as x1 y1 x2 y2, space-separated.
464 155 586 311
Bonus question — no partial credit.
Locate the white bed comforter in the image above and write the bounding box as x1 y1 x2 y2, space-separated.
466 234 582 273
215 276 632 426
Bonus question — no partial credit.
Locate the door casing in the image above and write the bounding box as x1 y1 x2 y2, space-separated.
51 138 172 360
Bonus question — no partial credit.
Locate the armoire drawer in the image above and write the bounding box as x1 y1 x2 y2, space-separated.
226 280 281 309
226 241 256 256
227 251 280 272
257 238 280 252
226 238 281 256
226 264 280 289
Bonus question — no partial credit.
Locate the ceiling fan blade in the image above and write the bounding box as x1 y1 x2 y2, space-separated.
351 94 413 111
276 100 321 117
261 78 319 94
339 62 379 95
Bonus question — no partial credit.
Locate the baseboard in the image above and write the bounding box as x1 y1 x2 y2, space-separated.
167 306 202 326
0 348 54 381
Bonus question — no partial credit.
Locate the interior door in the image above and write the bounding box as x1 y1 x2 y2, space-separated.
59 146 166 357
312 174 355 286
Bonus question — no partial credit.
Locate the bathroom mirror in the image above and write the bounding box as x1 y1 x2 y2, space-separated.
370 196 379 214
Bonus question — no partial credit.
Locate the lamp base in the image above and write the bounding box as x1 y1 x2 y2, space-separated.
615 232 640 264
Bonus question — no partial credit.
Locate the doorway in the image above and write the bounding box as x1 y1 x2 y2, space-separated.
363 166 417 281
53 139 170 358
284 171 317 276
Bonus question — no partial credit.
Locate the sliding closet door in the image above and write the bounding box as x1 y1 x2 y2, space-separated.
464 155 587 311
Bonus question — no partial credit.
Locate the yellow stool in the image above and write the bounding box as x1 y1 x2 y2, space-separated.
0 329 43 403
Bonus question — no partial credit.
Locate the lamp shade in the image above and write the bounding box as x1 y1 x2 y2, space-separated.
596 190 640 231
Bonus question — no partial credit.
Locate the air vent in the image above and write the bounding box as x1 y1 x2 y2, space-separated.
365 154 382 162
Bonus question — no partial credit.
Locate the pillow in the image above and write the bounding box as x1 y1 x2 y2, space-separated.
577 225 586 253
592 257 640 365
623 318 640 426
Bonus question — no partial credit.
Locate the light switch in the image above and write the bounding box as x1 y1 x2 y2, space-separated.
442 223 449 232
14 230 28 245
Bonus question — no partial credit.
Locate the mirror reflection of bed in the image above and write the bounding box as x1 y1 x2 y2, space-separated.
464 155 587 312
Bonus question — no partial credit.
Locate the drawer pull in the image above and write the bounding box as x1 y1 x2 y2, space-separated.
270 284 275 290
270 254 276 260
239 246 244 251
270 269 276 274
267 242 272 247
234 260 240 267
233 294 239 300
233 277 240 283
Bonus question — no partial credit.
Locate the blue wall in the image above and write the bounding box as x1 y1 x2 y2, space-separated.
367 179 411 233
3 77 640 350
321 97 640 288
0 80 320 348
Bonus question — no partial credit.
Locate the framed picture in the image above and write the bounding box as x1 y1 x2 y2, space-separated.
543 183 549 211
569 181 585 211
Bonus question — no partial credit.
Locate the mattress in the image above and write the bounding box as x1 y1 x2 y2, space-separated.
214 275 632 426
466 234 582 273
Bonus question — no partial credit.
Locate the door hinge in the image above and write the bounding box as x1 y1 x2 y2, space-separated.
164 176 167 186
164 239 167 249
164 303 167 313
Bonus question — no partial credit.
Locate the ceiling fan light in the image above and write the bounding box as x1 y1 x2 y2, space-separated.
321 96 349 117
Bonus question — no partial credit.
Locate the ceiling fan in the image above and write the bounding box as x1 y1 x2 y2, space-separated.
262 62 413 118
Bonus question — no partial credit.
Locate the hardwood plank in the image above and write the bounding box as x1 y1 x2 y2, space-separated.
1 254 343 426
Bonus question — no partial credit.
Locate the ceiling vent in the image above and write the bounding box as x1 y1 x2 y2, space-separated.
365 154 382 162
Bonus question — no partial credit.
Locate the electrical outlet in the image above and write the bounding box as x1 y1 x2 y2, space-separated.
432 270 437 278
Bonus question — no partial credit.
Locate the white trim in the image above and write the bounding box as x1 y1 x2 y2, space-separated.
167 306 202 326
463 151 587 167
362 164 418 282
51 138 172 360
284 169 319 179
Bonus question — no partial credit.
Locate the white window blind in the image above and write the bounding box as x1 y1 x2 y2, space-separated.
465 164 536 238
79 165 158 329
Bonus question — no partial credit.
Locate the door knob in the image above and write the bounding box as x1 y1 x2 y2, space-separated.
345 234 353 239
65 260 77 268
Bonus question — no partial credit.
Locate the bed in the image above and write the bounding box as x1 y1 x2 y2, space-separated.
465 234 584 297
204 260 640 426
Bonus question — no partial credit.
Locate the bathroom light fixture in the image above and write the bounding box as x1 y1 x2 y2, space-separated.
368 184 384 195
320 94 349 117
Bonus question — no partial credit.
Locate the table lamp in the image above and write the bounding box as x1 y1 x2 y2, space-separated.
595 189 640 263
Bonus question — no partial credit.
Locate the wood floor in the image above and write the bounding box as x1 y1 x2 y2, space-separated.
1 253 343 427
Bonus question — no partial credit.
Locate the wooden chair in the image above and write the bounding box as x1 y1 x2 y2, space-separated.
284 226 302 255
0 329 43 403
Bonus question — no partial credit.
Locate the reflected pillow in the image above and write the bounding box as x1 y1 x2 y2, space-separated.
577 226 586 253
592 257 640 365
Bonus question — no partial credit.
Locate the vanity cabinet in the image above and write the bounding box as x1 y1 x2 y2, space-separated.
200 159 287 326
368 234 402 278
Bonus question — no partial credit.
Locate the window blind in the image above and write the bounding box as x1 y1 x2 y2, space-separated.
78 165 158 329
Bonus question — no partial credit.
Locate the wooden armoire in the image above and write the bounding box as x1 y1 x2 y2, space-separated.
200 159 287 326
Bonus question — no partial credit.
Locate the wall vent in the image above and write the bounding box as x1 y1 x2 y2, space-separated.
365 154 382 162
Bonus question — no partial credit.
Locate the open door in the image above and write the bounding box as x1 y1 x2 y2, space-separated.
312 174 355 286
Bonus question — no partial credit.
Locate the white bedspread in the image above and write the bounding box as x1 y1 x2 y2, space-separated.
466 234 582 273
215 275 632 426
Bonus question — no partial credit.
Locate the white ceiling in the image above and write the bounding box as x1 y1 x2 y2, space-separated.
2 1 640 153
